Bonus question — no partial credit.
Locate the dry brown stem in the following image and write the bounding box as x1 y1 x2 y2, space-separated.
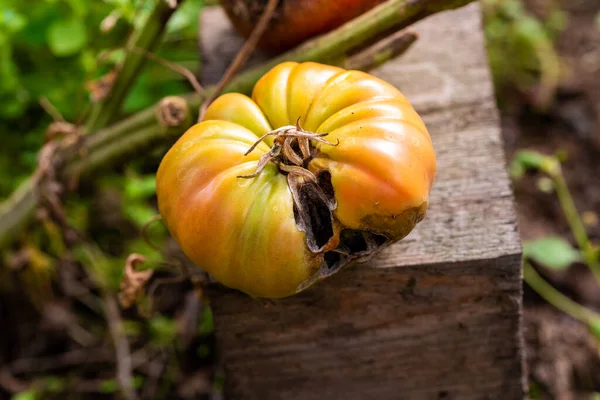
198 0 279 120
103 292 138 400
132 47 204 95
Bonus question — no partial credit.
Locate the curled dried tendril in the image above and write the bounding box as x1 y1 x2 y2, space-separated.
237 118 338 180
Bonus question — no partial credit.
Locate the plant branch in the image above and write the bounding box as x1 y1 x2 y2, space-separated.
342 30 418 70
198 0 279 120
131 47 204 95
542 161 600 282
221 0 475 96
524 261 600 326
103 292 138 400
39 96 65 122
86 0 185 132
0 0 475 249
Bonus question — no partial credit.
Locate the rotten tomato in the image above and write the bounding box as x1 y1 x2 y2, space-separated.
156 62 436 298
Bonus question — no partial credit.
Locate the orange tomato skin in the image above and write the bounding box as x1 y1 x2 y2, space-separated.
156 62 436 298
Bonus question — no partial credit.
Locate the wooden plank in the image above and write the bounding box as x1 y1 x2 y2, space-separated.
200 3 525 399
209 255 523 400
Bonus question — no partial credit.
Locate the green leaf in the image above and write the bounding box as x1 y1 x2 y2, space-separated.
123 202 159 228
524 237 582 270
11 390 39 400
44 376 66 393
198 306 214 335
124 174 156 200
133 375 144 389
67 0 89 17
47 19 88 56
509 150 559 180
1 9 27 32
513 150 549 170
102 375 142 391
545 11 567 36
123 320 142 337
99 379 119 393
149 315 178 346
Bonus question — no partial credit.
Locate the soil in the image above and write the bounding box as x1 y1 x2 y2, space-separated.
503 0 600 398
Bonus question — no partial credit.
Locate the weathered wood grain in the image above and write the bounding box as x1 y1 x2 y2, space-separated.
210 255 523 400
201 3 525 399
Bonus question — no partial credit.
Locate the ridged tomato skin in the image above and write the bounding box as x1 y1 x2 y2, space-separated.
252 62 436 239
156 120 323 299
220 0 387 52
156 62 436 298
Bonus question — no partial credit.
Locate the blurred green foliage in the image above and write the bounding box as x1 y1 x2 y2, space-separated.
1 0 206 314
11 390 39 400
0 0 203 198
482 0 565 108
524 236 582 270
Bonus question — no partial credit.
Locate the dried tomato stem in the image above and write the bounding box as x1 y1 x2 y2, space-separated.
242 125 296 156
237 143 281 179
283 137 304 166
279 164 317 183
299 137 311 160
239 122 337 180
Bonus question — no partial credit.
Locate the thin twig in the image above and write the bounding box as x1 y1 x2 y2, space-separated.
39 97 65 122
343 30 418 70
198 0 279 120
86 0 184 131
10 349 113 374
523 261 600 326
0 368 28 394
141 214 164 251
544 164 600 281
132 47 204 95
145 275 187 315
141 351 169 399
103 292 138 400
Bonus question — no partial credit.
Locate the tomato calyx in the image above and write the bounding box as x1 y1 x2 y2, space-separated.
237 119 338 179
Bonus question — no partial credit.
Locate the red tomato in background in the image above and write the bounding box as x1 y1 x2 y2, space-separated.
220 0 387 52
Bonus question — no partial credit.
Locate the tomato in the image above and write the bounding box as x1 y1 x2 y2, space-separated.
220 0 386 52
156 62 436 298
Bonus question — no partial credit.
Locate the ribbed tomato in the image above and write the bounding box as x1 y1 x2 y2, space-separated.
156 62 436 298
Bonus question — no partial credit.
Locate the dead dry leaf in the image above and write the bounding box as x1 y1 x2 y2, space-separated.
119 254 152 308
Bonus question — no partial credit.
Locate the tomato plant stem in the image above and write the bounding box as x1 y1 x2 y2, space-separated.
523 261 600 327
0 0 476 249
85 0 184 132
222 0 476 96
199 0 280 121
342 30 418 71
542 161 600 284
